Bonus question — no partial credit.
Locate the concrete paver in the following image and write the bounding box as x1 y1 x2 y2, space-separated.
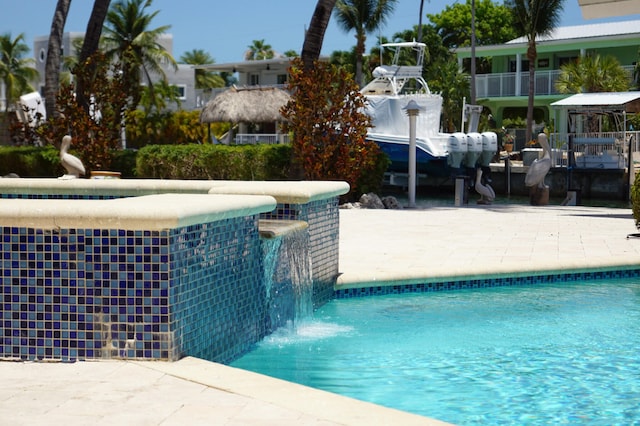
2 203 639 425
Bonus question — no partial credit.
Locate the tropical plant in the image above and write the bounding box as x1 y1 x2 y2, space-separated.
428 0 517 75
125 109 217 147
507 0 564 143
0 33 38 109
428 0 518 49
556 54 630 94
102 0 177 111
44 0 71 119
333 0 397 87
138 79 181 112
180 49 225 89
301 0 338 70
36 51 128 172
244 39 275 61
329 48 356 75
281 58 382 201
430 57 470 132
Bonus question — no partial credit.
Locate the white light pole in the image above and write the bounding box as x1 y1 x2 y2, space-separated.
403 100 423 208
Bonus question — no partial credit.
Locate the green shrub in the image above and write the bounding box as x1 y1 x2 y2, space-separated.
135 144 293 180
0 145 60 177
0 146 137 178
631 171 640 229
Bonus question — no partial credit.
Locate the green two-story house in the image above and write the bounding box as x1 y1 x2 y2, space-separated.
455 19 640 131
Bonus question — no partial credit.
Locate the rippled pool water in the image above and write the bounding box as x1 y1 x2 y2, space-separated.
231 279 640 425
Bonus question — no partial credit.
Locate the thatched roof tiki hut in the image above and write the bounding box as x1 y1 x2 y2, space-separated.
200 86 291 144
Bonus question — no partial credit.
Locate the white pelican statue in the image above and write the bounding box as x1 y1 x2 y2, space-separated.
59 135 85 179
524 133 551 189
475 168 495 204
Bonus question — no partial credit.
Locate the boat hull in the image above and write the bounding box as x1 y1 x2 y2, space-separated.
369 136 450 177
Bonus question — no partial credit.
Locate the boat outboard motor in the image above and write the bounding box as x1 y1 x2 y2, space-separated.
480 132 498 167
447 132 467 173
464 132 483 169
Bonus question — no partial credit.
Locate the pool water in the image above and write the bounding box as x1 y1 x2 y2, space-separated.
231 279 640 425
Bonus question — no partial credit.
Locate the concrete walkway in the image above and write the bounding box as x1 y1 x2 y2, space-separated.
2 203 639 425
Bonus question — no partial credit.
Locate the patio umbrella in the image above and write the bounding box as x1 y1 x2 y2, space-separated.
200 86 291 123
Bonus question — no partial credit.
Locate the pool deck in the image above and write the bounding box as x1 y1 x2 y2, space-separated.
3 203 639 425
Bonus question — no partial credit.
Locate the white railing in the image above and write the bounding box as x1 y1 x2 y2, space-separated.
234 133 290 145
548 131 640 169
475 66 634 98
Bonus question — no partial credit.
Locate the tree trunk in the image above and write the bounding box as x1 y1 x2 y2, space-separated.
77 0 111 113
526 40 536 144
355 33 366 87
44 0 71 120
301 0 337 71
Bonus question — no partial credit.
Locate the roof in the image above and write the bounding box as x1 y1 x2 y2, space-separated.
456 19 640 56
550 91 640 113
507 19 640 44
200 86 290 123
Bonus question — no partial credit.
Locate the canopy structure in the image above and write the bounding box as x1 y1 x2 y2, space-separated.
550 92 640 113
200 86 290 123
551 92 640 134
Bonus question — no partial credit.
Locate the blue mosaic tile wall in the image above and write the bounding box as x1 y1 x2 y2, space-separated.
2 193 343 310
1 216 266 363
335 268 640 298
261 198 340 308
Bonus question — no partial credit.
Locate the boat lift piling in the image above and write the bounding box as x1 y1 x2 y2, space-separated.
404 100 423 208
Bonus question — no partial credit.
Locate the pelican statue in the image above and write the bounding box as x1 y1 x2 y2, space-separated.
59 135 85 179
524 133 551 188
475 168 495 204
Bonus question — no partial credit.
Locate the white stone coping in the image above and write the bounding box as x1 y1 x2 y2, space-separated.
207 180 350 204
0 193 276 231
0 178 350 204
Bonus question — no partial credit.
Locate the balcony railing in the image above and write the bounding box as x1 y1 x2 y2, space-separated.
234 133 290 145
475 66 634 98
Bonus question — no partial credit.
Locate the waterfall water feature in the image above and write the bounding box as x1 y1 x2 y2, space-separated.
260 221 313 333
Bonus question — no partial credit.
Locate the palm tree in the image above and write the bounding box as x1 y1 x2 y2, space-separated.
0 33 38 111
244 40 275 61
102 0 177 110
44 0 71 119
334 0 397 87
556 55 630 94
507 0 564 143
301 0 337 70
180 49 225 89
76 0 111 113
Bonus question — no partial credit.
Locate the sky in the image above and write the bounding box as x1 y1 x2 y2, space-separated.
0 0 639 65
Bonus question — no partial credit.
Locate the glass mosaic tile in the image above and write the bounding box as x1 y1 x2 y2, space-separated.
334 268 640 298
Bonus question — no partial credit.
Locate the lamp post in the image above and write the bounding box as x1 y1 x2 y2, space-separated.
403 100 423 208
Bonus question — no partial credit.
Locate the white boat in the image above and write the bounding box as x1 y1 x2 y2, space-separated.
362 41 451 177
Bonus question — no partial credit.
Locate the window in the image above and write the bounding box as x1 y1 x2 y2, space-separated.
277 74 287 85
509 59 529 72
173 84 186 100
250 74 260 85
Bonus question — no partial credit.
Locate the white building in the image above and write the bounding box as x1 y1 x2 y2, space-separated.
32 32 197 111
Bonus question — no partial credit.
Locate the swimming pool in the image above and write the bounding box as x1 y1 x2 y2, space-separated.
231 279 640 424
